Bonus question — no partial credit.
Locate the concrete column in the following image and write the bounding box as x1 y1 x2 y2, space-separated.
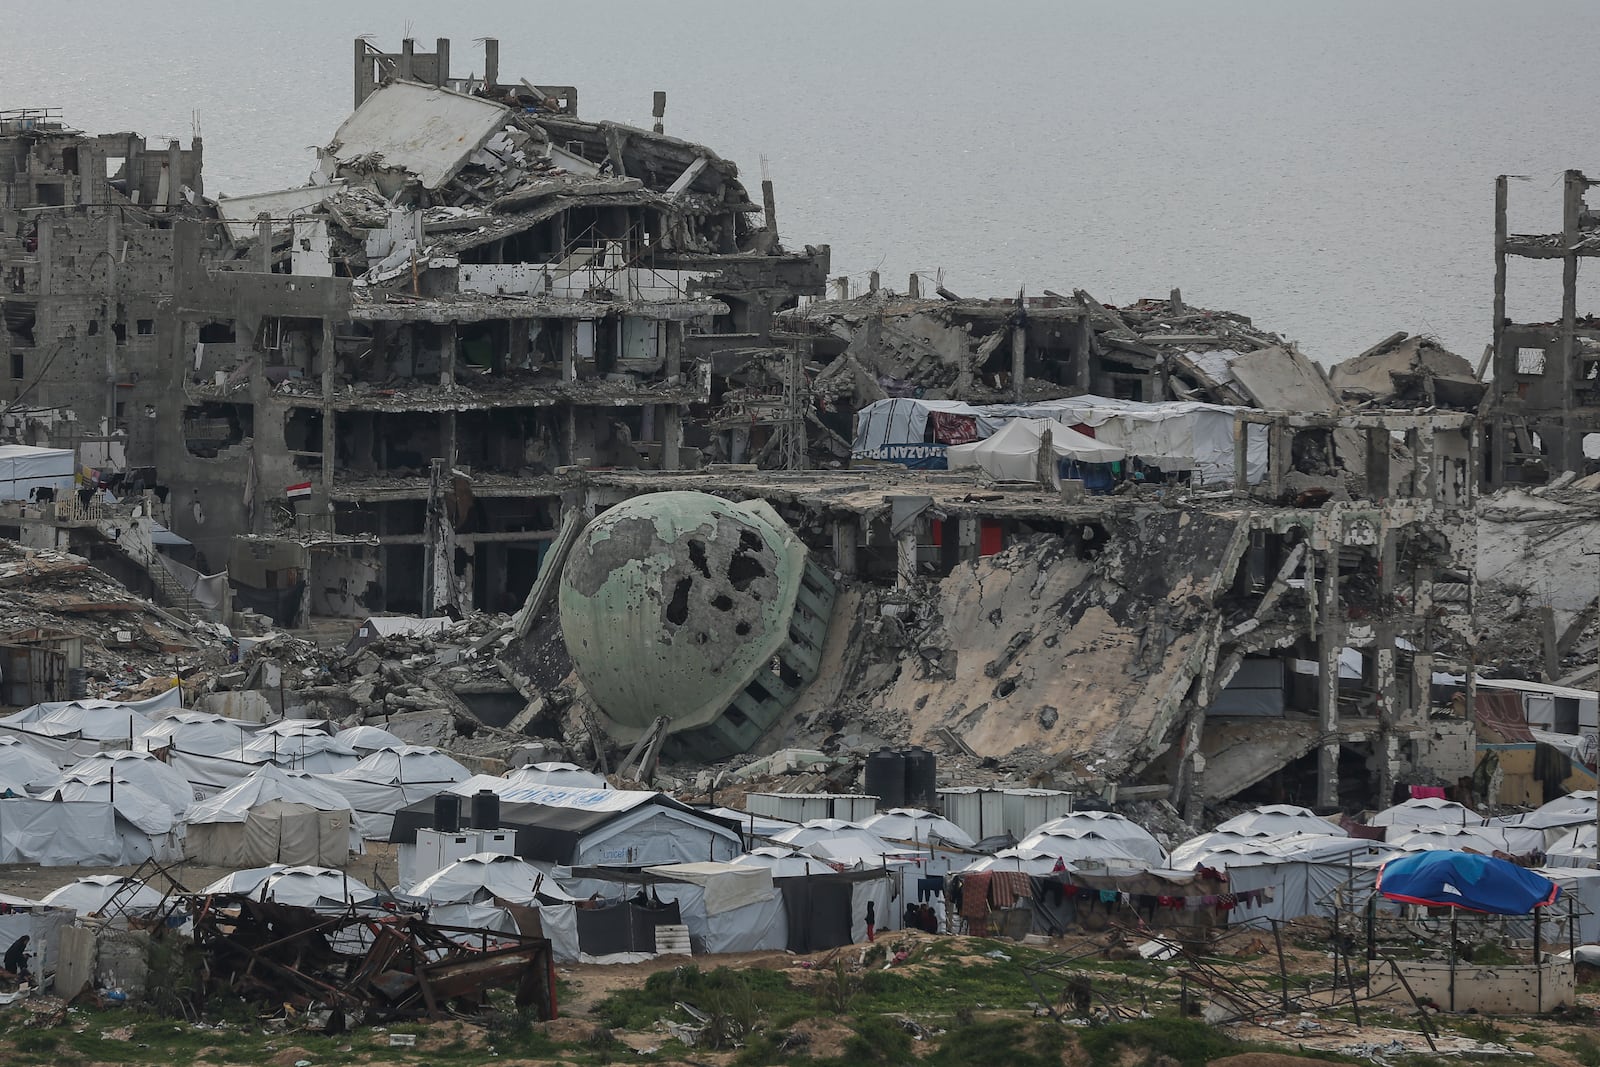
1315 543 1342 808
761 179 777 235
665 321 683 382
399 39 415 81
484 39 499 89
320 318 336 501
662 405 682 470
895 527 918 588
908 273 920 298
434 38 450 88
833 518 859 576
166 140 181 209
563 408 577 465
1374 526 1400 804
440 322 457 386
256 213 272 274
509 317 528 370
354 38 370 108
443 411 457 467
1268 423 1288 499
1011 324 1026 402
1233 418 1250 498
958 515 980 563
652 91 666 134
562 320 577 381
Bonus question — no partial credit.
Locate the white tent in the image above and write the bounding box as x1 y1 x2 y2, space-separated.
959 848 1069 875
1389 824 1544 855
199 865 287 896
1022 811 1168 866
256 718 336 737
1368 798 1478 829
862 808 977 849
260 865 376 909
770 819 881 849
1215 805 1344 839
2 700 158 741
0 736 60 792
40 875 165 916
0 444 73 499
139 712 255 757
504 762 609 790
243 730 360 773
407 852 575 905
58 751 194 815
0 797 123 864
185 765 356 867
334 725 405 753
1010 829 1150 866
947 418 1124 486
731 846 841 878
1175 832 1388 871
52 778 175 835
322 747 472 839
342 746 471 784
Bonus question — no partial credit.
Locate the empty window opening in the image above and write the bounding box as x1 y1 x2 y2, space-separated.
687 539 711 578
112 321 126 345
198 321 236 343
9 354 21 380
136 319 154 335
34 183 64 206
665 577 692 626
183 403 249 458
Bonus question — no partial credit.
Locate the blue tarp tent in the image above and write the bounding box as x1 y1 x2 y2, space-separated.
1376 850 1561 914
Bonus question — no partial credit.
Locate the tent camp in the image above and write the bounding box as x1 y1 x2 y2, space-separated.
0 444 73 499
335 725 405 753
731 846 841 878
959 848 1069 875
1368 797 1478 829
946 418 1124 487
391 783 743 868
1021 811 1169 866
504 763 609 790
319 746 471 838
57 751 194 816
1215 805 1344 839
0 736 60 792
407 852 576 905
40 875 165 916
0 797 124 864
242 730 360 773
199 865 287 896
138 712 255 757
185 765 356 866
259 865 377 909
1 699 159 741
862 808 977 849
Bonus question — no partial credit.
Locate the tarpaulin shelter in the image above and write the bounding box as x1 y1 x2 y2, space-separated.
862 807 977 849
407 852 578 905
185 765 356 867
391 782 743 868
334 725 405 753
199 865 287 896
946 418 1124 487
56 750 193 816
0 444 73 500
1 699 160 741
40 875 165 916
259 865 377 909
138 712 256 757
0 736 60 792
731 846 841 878
0 797 123 864
1377 850 1561 913
1021 811 1168 866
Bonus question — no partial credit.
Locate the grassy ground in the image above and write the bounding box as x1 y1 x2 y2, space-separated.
0 930 1591 1066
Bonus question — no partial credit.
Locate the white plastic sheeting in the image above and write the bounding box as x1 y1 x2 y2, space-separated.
259 865 376 909
643 863 775 915
57 751 193 815
1 700 158 741
199 865 287 896
242 731 360 773
1368 798 1479 828
0 798 122 864
852 395 1267 485
731 847 841 878
862 808 977 849
946 418 1124 485
958 848 1069 875
52 779 175 835
138 712 255 757
334 725 406 753
187 764 353 825
322 747 471 839
0 737 60 792
1214 805 1345 839
408 853 576 905
40 875 165 916
504 763 609 790
1390 824 1546 855
1022 811 1169 866
0 444 73 500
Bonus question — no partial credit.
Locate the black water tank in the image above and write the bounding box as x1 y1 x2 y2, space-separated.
864 747 906 810
471 788 501 830
434 792 462 833
903 746 937 810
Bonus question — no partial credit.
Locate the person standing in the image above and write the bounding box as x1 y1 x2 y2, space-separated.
865 900 876 942
3 935 30 983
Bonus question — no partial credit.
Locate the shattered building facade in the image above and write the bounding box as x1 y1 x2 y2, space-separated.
7 39 1600 819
